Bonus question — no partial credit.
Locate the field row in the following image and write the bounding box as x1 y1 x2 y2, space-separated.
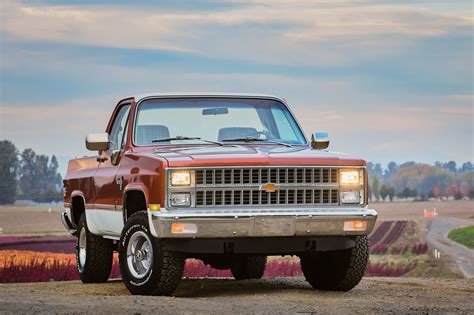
369 220 408 246
0 220 425 283
0 249 419 283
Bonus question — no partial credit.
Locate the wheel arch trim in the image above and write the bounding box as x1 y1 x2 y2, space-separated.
123 185 149 222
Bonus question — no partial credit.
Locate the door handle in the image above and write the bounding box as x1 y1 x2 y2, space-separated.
116 176 124 191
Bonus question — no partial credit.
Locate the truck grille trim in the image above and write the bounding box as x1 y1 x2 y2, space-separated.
196 168 338 186
196 188 339 207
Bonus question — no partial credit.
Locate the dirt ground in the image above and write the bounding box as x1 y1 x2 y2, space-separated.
374 200 474 221
1 277 473 314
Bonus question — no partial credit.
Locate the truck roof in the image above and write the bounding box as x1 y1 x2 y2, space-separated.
128 92 287 104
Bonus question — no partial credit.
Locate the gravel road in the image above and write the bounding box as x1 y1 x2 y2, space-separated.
427 217 474 278
1 277 473 314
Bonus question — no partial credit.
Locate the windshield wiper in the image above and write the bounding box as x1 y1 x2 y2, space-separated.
221 137 292 147
152 136 223 146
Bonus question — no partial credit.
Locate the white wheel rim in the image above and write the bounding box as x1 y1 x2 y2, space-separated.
78 227 87 270
126 231 153 279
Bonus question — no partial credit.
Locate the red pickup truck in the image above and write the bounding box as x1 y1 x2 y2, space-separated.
62 93 377 296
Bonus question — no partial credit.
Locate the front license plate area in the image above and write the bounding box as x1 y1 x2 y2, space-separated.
252 217 294 236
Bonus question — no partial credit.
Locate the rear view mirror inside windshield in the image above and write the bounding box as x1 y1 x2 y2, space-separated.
202 107 229 115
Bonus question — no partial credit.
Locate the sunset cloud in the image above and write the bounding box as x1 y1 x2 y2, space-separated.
0 0 472 171
1 0 471 66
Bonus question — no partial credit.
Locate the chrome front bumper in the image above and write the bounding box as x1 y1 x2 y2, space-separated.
148 207 377 238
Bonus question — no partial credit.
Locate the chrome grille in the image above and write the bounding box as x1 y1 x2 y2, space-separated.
196 168 338 186
196 188 339 207
193 167 340 208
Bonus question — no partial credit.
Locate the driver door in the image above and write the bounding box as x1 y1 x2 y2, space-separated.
90 104 131 236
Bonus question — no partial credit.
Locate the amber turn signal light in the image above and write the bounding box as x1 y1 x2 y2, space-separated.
149 204 161 211
343 220 367 231
171 223 198 234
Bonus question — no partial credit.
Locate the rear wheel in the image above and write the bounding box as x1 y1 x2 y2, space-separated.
76 213 113 283
231 255 267 280
119 211 185 296
300 236 369 291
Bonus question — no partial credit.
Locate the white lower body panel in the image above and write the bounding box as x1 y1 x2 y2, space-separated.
85 209 123 237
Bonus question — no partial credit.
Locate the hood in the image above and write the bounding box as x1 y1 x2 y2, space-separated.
135 145 366 167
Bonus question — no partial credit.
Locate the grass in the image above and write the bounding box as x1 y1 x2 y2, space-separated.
448 226 474 249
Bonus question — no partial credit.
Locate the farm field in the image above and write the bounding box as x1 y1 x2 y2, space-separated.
0 201 472 313
374 200 474 220
0 205 65 236
0 200 472 283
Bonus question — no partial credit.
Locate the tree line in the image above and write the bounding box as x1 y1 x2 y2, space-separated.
368 161 473 202
0 140 63 205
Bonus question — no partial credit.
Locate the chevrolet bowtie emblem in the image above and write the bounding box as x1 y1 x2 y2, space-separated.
260 183 280 193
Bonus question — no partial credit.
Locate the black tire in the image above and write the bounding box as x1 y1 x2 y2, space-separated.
76 213 113 283
119 211 184 296
300 236 369 291
231 255 267 280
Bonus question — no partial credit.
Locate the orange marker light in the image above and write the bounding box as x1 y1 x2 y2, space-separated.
171 223 198 234
149 204 161 211
343 220 367 231
172 223 184 233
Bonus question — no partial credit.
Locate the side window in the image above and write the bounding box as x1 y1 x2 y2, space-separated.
109 105 131 151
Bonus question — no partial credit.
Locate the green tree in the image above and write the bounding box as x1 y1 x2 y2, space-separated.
371 176 380 201
390 163 455 199
387 185 396 201
0 140 19 204
383 161 399 181
379 184 389 201
19 149 63 202
460 162 473 173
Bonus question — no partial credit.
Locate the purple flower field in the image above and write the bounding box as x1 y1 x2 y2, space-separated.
0 220 426 283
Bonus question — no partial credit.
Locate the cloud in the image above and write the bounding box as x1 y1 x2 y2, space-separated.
448 94 474 102
0 1 192 52
0 96 114 157
0 0 472 166
439 106 473 115
1 0 471 66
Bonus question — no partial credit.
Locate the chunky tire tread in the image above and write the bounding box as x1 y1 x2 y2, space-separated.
300 236 369 291
231 256 267 280
119 211 184 296
76 213 113 283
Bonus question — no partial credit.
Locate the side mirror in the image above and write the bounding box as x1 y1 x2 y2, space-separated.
85 133 110 151
311 132 330 150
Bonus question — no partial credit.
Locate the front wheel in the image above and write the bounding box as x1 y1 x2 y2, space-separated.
119 211 185 296
300 236 369 291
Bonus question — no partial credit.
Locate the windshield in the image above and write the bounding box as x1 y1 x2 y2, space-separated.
134 97 307 146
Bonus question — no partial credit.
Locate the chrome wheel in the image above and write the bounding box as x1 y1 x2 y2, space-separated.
126 231 153 279
78 227 87 271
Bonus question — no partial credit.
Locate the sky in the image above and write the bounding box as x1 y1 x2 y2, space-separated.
0 0 473 176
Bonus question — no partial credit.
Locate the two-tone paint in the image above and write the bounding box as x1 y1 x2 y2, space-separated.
63 93 372 239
